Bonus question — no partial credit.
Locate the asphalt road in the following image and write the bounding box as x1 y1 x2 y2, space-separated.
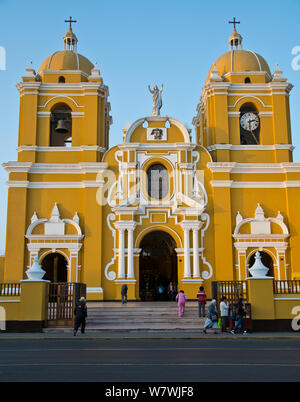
0 339 300 382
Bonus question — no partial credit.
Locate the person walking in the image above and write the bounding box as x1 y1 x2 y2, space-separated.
231 298 247 335
220 296 230 332
156 284 165 301
203 299 219 334
73 297 87 336
176 290 187 317
121 284 128 304
196 286 207 317
168 281 175 301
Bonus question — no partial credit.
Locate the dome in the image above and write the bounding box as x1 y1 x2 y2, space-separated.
38 50 94 75
206 50 271 83
206 28 272 83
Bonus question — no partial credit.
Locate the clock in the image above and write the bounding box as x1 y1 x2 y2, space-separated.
240 112 260 132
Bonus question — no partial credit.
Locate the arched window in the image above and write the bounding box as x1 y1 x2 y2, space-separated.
50 104 72 146
58 76 65 83
245 77 251 84
239 103 260 145
146 164 169 200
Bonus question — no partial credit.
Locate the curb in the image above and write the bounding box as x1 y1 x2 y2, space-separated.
1 335 300 341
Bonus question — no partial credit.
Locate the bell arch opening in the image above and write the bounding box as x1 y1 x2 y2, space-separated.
41 252 68 282
139 230 178 301
50 103 72 147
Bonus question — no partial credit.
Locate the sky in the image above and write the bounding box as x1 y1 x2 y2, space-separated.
0 0 300 252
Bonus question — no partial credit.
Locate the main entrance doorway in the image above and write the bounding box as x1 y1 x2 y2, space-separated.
139 231 178 301
41 252 68 282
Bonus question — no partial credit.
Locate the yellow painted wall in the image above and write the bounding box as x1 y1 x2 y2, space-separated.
0 257 4 282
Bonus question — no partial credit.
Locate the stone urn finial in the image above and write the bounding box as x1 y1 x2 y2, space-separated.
25 255 46 281
249 251 269 278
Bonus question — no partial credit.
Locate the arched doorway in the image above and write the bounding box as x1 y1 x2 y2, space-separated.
248 251 274 277
139 231 178 301
41 252 68 282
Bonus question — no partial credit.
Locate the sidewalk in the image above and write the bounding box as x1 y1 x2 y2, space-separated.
1 330 300 340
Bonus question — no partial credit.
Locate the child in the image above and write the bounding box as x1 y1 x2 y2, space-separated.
176 290 187 317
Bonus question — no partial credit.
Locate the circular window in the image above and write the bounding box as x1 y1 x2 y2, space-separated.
146 164 169 200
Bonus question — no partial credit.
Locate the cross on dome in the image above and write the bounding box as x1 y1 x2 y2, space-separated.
228 18 243 50
229 17 240 30
63 17 78 52
65 16 77 29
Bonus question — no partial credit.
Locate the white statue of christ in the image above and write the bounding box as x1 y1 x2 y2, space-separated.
148 84 163 116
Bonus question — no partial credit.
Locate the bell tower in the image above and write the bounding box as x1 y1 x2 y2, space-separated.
16 21 112 164
3 22 112 295
193 23 293 164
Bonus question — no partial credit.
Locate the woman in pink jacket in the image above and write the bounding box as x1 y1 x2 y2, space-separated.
176 290 187 317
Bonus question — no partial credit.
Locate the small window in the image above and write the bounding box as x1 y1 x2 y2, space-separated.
58 76 65 83
245 77 251 84
147 164 169 200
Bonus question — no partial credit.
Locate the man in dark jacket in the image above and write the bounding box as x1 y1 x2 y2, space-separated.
73 297 88 336
121 284 128 304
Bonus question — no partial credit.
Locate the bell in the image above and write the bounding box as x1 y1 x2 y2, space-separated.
55 119 69 134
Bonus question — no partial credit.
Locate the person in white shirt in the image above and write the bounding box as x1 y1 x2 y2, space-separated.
220 297 230 332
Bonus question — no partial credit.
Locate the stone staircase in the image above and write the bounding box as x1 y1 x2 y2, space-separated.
86 301 206 331
44 301 207 332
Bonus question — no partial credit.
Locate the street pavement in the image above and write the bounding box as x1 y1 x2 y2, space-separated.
0 338 300 381
0 330 300 339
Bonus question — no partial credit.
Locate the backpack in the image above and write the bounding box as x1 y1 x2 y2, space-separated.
197 291 206 303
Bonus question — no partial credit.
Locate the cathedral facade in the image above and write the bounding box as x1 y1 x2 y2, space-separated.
1 24 299 300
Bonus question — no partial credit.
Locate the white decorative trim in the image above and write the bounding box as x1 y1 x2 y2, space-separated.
104 214 117 281
6 181 105 189
210 180 233 188
3 162 108 174
16 146 106 153
208 162 300 174
181 279 204 284
207 144 294 152
274 298 300 301
0 300 20 303
210 180 300 189
87 287 103 293
118 143 196 151
114 279 137 284
6 181 29 188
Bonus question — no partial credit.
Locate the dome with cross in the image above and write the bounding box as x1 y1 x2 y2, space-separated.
38 18 94 76
205 19 271 83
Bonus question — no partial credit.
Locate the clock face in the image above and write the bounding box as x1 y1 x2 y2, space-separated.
240 112 260 132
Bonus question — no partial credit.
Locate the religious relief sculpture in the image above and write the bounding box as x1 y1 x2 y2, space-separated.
148 84 163 116
150 128 164 140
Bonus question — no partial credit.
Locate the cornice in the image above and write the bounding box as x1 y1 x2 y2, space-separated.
2 162 108 174
208 162 300 174
207 144 294 152
118 143 196 151
16 145 106 153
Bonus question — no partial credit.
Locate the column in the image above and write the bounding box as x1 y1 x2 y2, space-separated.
192 228 200 278
127 223 136 279
118 228 125 278
183 226 191 278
